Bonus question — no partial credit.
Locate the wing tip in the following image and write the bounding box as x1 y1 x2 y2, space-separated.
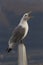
6 48 12 53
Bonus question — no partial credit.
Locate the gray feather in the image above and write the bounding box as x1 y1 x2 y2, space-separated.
10 26 25 43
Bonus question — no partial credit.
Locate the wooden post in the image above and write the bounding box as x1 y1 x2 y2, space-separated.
18 43 28 65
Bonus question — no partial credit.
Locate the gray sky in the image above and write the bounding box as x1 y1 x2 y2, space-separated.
0 0 43 65
0 0 43 14
0 0 43 27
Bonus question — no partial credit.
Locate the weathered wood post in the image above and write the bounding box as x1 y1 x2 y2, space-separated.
18 43 28 65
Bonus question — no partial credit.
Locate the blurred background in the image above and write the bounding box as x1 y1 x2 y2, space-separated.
0 0 43 65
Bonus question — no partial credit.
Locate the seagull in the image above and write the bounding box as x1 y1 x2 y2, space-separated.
6 11 32 52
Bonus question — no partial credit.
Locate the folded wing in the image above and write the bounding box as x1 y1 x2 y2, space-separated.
10 26 25 43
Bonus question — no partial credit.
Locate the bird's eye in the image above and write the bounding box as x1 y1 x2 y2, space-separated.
25 15 27 16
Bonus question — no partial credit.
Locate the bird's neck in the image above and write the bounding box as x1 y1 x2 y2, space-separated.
20 17 27 22
19 20 28 28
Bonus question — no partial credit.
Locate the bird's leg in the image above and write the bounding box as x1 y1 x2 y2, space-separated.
19 40 25 45
20 40 23 44
20 40 26 47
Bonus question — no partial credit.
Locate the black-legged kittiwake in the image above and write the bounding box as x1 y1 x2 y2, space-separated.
6 11 32 52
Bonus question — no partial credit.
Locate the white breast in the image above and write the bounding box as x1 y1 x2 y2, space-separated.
19 21 29 39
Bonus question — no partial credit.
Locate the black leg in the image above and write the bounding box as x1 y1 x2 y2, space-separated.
20 40 23 43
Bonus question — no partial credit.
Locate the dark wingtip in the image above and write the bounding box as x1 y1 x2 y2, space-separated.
6 48 12 53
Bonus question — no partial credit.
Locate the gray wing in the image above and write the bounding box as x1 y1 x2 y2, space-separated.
10 26 25 43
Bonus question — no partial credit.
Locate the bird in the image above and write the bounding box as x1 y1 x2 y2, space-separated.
6 11 32 53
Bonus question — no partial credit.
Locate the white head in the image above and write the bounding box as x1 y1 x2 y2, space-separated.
22 11 32 21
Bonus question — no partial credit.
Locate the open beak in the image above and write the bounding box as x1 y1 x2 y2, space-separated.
28 11 32 15
28 11 33 19
30 16 33 18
